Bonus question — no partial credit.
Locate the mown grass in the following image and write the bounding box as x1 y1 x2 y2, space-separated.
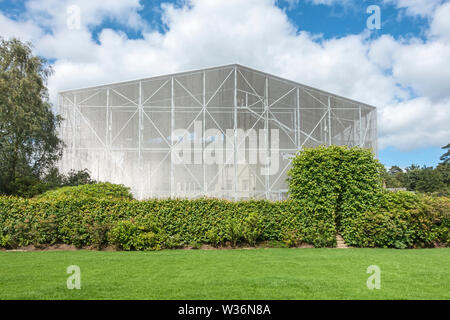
0 248 449 300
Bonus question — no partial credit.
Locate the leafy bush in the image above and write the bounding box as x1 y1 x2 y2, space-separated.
37 182 133 201
0 197 336 250
419 195 449 246
242 212 262 245
341 192 449 248
287 145 383 222
287 146 449 248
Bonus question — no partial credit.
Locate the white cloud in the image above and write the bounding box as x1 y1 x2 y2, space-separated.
308 0 350 5
282 0 350 7
0 12 42 41
430 1 450 41
383 0 444 17
380 97 450 150
368 35 400 70
24 0 145 30
1 0 449 151
391 40 450 102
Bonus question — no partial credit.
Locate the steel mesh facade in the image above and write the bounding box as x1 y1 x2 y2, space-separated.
58 64 377 200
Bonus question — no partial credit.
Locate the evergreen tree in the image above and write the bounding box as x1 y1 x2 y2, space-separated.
440 143 450 163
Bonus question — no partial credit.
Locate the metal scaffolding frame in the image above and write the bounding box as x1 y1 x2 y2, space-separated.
58 64 377 200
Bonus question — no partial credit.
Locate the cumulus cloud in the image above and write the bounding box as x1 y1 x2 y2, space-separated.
430 1 450 41
0 0 449 151
380 97 450 150
0 12 42 41
24 0 146 30
383 0 445 17
308 0 350 5
392 40 450 102
281 0 352 9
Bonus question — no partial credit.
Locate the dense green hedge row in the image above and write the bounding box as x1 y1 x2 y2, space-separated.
0 193 447 250
0 197 337 250
287 146 449 248
1 146 448 250
341 191 450 248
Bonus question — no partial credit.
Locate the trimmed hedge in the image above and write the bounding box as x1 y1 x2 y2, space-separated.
287 145 383 225
1 146 448 251
37 182 133 201
287 146 449 248
0 197 337 250
341 191 450 248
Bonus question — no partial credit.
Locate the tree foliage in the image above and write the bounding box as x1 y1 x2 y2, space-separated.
382 165 403 188
440 143 450 164
383 163 449 195
0 38 63 195
381 143 450 195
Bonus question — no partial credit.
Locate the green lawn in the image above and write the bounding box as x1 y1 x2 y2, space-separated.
0 248 449 300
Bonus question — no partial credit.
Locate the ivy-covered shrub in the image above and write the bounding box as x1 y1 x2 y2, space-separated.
0 197 337 250
287 146 449 248
287 145 383 222
37 182 134 201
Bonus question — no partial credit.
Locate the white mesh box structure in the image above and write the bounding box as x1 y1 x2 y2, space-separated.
58 64 377 200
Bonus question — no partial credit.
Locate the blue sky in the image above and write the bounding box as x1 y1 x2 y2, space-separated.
283 0 445 168
280 0 430 40
1 0 430 41
0 0 449 168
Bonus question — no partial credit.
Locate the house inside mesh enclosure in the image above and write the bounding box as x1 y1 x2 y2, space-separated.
58 64 377 200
